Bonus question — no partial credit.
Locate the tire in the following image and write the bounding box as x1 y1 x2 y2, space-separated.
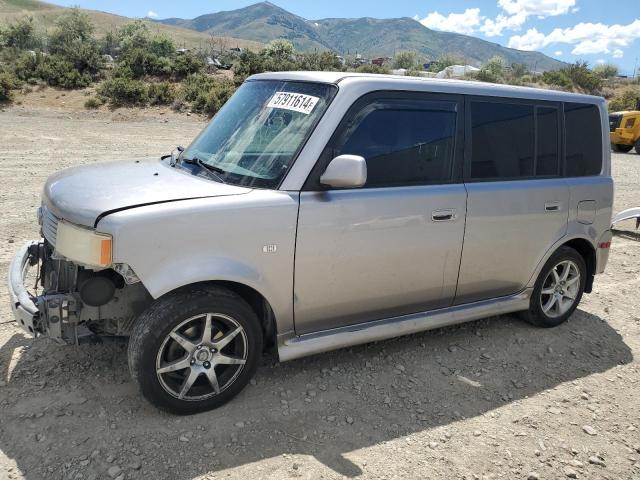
635 139 640 155
128 285 263 414
612 143 633 153
522 246 587 328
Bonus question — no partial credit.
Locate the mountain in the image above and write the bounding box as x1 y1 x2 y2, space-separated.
0 0 263 51
155 1 564 71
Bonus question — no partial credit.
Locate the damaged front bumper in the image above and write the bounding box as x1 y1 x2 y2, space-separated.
7 240 79 343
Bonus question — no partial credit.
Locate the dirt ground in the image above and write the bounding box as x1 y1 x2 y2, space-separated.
0 99 640 480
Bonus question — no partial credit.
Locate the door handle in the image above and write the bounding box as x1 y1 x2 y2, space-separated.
432 209 456 222
545 201 561 212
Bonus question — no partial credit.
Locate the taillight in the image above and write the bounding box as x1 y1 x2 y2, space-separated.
598 241 611 249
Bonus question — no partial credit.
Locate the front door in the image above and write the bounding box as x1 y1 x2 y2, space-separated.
293 92 467 334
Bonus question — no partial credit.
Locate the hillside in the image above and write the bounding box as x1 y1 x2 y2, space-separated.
156 1 564 71
0 0 263 51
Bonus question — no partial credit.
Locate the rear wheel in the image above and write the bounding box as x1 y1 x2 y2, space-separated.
635 139 640 154
613 143 633 153
522 246 586 328
128 285 262 414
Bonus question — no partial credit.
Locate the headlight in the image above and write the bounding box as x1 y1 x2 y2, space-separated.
55 221 112 268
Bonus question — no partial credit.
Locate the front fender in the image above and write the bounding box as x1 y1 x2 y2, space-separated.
141 254 267 300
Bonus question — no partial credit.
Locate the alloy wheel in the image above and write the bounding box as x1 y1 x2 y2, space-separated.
539 260 581 318
155 313 248 401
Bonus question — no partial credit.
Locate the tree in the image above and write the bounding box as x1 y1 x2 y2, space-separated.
296 51 342 71
117 20 151 54
263 39 295 62
49 8 95 52
0 16 40 50
48 9 102 76
393 51 417 70
593 63 618 79
428 54 462 73
149 35 175 58
476 56 506 83
565 61 603 94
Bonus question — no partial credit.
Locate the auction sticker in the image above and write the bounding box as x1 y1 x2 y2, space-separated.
266 92 319 115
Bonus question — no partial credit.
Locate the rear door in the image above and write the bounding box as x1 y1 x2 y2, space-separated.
294 92 467 334
455 97 569 304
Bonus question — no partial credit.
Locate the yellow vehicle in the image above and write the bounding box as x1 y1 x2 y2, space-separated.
610 110 640 153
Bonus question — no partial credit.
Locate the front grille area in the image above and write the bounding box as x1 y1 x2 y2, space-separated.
41 205 60 248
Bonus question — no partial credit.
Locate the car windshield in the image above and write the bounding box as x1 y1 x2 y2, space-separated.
180 80 336 188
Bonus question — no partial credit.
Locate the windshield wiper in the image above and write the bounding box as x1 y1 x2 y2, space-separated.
182 156 227 184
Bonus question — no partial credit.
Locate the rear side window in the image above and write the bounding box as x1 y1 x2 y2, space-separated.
470 101 534 179
536 106 559 176
337 100 457 187
625 117 636 129
565 103 602 177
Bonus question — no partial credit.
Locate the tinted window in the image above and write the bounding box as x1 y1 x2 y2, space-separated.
337 100 457 187
470 101 534 179
565 103 602 177
536 106 559 176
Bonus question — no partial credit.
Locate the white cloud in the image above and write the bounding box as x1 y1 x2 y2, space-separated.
419 8 483 35
418 0 578 38
498 0 576 17
508 19 640 58
554 50 563 56
481 12 527 36
147 10 158 18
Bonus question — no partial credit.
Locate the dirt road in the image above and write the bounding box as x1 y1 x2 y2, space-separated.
1 102 639 480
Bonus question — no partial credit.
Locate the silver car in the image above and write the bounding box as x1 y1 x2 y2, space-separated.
8 72 614 414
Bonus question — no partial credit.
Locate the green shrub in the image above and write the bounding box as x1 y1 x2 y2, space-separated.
178 73 217 102
233 50 266 84
172 53 205 80
393 51 417 70
84 96 103 109
200 80 236 116
542 69 573 89
0 16 42 50
48 9 102 77
148 81 175 105
565 62 603 94
355 64 390 74
594 63 619 79
295 51 342 71
98 77 148 106
428 54 462 73
608 87 640 112
36 55 93 89
118 48 172 79
0 71 18 102
180 76 235 116
476 56 506 84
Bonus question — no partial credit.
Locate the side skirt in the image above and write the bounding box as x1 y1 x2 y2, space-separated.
277 289 533 362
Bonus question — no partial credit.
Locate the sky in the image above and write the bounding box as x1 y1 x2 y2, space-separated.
46 0 640 75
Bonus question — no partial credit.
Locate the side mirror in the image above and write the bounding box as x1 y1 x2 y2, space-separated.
319 154 367 188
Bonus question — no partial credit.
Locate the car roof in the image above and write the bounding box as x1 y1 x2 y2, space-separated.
248 71 604 105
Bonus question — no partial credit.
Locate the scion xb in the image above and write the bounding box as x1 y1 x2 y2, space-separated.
8 72 614 414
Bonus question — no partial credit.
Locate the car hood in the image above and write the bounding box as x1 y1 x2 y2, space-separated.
42 158 251 227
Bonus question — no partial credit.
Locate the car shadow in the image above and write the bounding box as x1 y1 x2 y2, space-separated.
0 309 632 479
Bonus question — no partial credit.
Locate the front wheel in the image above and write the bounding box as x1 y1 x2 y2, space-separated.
613 143 633 153
128 285 263 414
522 246 586 328
635 139 640 154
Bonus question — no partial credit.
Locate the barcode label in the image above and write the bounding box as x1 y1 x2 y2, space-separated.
266 92 319 115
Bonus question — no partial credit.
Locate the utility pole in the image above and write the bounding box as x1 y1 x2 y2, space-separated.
633 57 638 80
